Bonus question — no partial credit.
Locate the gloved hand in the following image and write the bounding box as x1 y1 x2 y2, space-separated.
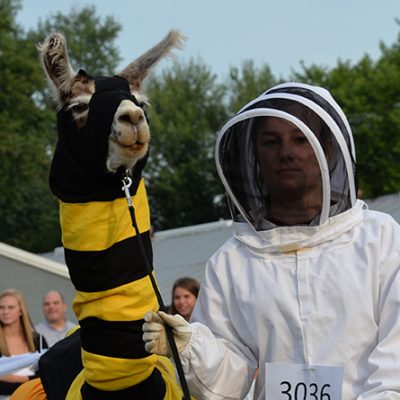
142 311 192 357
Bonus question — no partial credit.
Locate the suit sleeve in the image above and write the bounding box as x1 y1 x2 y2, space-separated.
358 218 400 398
177 253 257 400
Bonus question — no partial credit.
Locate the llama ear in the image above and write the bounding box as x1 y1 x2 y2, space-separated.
77 69 88 78
37 32 75 106
117 30 186 90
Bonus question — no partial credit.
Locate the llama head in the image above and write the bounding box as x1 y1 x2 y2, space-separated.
38 31 185 201
38 31 185 174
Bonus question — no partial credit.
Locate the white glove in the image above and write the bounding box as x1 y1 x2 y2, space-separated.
142 311 192 357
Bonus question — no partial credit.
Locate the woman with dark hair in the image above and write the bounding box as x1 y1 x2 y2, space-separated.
0 289 47 399
143 83 400 399
169 277 200 321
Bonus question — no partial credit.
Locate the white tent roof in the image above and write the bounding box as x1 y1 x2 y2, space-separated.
0 242 69 278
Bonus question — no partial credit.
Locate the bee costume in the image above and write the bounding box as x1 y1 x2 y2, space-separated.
42 76 190 400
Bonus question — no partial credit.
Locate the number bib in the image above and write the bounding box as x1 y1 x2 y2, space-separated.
265 363 344 400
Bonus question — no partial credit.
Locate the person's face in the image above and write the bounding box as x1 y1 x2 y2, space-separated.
0 295 22 327
173 287 197 321
256 117 322 200
43 292 66 324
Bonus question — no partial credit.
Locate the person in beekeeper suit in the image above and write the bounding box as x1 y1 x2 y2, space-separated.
143 83 400 400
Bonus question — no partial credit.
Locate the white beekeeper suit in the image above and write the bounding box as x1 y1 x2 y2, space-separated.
143 83 400 400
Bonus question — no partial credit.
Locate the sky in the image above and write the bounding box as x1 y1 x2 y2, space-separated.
17 0 400 81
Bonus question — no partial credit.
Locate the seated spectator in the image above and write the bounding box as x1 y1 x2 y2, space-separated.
34 291 76 347
0 289 48 399
169 277 200 321
10 327 82 400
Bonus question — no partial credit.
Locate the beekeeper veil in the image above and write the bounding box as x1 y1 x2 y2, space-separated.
215 83 357 230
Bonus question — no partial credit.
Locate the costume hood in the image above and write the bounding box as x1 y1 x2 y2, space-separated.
50 76 147 202
215 82 357 234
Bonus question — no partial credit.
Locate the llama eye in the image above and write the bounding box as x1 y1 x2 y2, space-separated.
70 103 89 114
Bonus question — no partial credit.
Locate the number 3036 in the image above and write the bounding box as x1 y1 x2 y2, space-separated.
280 381 331 400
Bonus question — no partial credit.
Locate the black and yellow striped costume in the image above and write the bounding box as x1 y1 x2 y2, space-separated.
49 76 188 399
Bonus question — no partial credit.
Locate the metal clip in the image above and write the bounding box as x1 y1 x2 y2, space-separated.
122 176 133 207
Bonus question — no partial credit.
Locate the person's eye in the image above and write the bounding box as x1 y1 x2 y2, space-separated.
260 136 278 147
294 136 308 145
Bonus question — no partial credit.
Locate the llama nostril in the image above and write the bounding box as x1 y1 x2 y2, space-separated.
117 106 145 126
118 114 132 125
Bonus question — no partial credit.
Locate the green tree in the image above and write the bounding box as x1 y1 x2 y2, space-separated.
0 0 59 252
292 25 400 199
144 60 230 230
2 1 399 253
227 60 277 114
0 1 122 252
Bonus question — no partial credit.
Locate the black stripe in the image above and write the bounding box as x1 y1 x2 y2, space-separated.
65 233 153 292
80 317 148 359
39 329 83 400
81 367 166 400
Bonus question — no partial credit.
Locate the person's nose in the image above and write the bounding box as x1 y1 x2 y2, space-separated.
279 139 294 160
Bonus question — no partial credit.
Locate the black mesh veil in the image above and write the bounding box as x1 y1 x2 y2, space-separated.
216 83 357 231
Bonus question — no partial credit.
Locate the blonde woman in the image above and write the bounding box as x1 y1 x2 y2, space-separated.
0 289 47 399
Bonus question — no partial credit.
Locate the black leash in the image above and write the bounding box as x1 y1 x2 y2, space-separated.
122 173 191 400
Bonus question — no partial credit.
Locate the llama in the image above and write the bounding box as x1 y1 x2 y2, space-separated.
37 31 190 399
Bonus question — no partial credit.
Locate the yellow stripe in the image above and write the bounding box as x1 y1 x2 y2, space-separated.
66 324 80 336
73 274 159 321
66 370 84 400
66 358 197 400
60 179 150 251
82 349 159 390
